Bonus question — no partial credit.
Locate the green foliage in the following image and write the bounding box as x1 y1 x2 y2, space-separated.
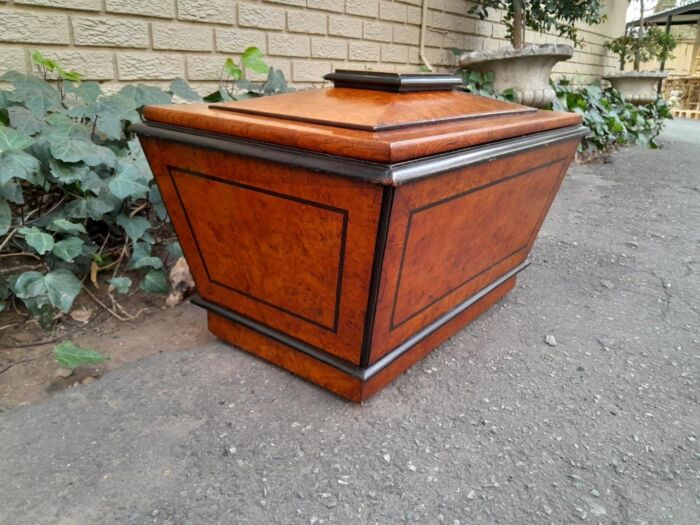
605 27 677 69
468 0 605 47
552 81 672 155
203 46 293 103
456 69 517 101
53 340 109 369
1 48 288 327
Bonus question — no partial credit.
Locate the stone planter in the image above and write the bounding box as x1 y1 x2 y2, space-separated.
602 71 667 105
459 44 574 108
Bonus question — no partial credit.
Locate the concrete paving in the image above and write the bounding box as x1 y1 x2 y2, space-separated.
1 120 698 524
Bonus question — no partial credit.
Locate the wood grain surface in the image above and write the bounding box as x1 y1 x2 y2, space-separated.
208 311 364 402
209 87 534 131
143 90 581 162
207 275 516 403
140 137 383 365
137 84 583 399
366 139 579 363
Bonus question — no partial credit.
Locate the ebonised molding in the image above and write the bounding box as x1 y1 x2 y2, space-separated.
132 122 588 186
193 260 529 380
324 70 462 92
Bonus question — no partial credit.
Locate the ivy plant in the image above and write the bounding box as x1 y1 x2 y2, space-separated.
456 69 517 101
552 80 672 155
454 68 672 156
204 46 293 102
0 49 290 328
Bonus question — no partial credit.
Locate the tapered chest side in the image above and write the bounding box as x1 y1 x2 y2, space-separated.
135 73 584 402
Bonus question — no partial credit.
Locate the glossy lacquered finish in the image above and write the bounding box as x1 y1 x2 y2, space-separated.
136 84 584 402
143 88 581 162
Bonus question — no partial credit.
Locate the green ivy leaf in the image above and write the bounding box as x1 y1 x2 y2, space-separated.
166 240 183 261
50 218 87 235
49 136 95 163
65 81 101 104
53 340 109 369
7 75 62 116
170 78 202 102
19 226 55 255
64 194 116 220
0 126 34 153
242 47 269 74
12 271 46 299
49 158 91 184
224 58 243 81
43 268 82 312
0 197 11 235
0 151 41 184
78 170 104 195
95 95 138 140
31 50 57 71
52 236 85 262
24 297 54 329
8 106 44 135
0 181 24 204
45 112 91 140
128 241 153 269
0 275 8 312
50 137 92 162
108 276 131 294
130 255 163 270
119 84 172 107
140 269 168 294
149 184 167 220
108 164 149 199
116 214 150 241
263 68 291 95
203 88 227 103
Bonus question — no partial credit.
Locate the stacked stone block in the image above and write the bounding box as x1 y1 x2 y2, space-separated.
0 0 624 90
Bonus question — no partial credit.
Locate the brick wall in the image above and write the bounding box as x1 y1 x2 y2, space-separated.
0 0 626 91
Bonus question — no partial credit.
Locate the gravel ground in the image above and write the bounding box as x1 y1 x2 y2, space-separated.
0 120 698 524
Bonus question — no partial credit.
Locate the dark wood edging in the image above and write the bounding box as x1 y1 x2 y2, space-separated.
131 122 587 186
192 260 530 380
324 70 463 93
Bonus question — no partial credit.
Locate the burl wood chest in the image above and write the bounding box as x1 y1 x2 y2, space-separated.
134 71 585 402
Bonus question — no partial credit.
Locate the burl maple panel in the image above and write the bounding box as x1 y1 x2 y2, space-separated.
135 71 584 402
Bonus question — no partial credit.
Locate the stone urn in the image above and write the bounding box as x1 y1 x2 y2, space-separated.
602 71 667 105
459 44 574 108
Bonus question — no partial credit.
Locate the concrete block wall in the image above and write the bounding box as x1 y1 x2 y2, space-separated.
0 0 626 91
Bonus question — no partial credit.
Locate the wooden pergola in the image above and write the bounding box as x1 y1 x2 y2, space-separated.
626 0 700 71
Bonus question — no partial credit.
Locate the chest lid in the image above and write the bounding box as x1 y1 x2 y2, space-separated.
142 70 582 163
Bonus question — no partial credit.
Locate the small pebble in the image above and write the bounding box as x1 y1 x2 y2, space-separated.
54 367 74 379
545 335 557 347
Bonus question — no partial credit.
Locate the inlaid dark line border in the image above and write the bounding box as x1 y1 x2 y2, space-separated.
389 156 568 331
167 165 349 333
193 260 530 380
359 185 395 368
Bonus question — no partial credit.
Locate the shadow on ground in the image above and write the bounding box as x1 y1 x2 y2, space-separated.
0 120 698 524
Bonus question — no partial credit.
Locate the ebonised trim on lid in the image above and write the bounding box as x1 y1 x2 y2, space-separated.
324 70 462 92
132 121 587 186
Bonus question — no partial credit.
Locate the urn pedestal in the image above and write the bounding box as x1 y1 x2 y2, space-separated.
459 44 574 108
603 71 668 105
134 71 584 402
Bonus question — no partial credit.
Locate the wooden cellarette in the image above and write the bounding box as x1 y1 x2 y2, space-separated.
134 71 585 402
